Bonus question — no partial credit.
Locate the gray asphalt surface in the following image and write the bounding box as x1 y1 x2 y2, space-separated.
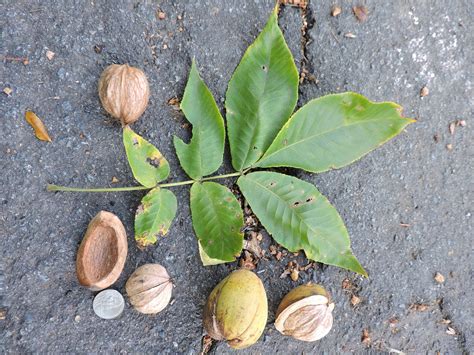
1 0 472 353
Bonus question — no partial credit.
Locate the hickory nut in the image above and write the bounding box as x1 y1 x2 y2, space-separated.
125 264 173 314
275 284 334 342
98 64 150 125
203 269 268 349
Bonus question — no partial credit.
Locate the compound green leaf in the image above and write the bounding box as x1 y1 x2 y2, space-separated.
123 126 170 187
256 92 414 173
174 61 225 179
238 171 367 276
190 182 244 263
135 187 177 248
226 4 299 171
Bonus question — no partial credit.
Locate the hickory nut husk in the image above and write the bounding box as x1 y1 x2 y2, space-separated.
125 264 173 314
203 269 268 349
98 64 149 125
275 284 334 342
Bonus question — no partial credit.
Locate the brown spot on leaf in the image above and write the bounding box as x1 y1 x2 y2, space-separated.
147 156 162 167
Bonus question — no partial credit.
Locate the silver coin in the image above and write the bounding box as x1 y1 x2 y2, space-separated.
93 289 124 320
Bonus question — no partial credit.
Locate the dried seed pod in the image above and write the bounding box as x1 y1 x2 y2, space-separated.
98 64 150 125
203 269 268 349
76 211 128 291
275 284 334 342
126 264 173 314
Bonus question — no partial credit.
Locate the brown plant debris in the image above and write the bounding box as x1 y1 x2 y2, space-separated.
157 11 166 20
420 86 429 97
243 231 264 259
446 327 456 336
350 294 361 306
409 303 430 312
3 87 12 96
279 0 307 9
353 6 368 22
167 97 181 110
446 143 453 151
25 110 52 142
449 122 456 135
456 119 466 127
361 328 371 346
434 272 445 284
331 5 342 17
239 250 256 270
200 335 214 355
344 32 357 39
111 176 120 184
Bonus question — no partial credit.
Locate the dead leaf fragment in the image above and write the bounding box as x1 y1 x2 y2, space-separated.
111 176 119 184
200 334 214 355
446 143 453 151
344 32 357 38
46 50 55 60
25 110 52 142
3 87 12 96
361 328 371 346
439 318 451 325
239 250 256 270
331 5 342 17
244 232 263 258
342 278 353 290
353 6 368 22
456 119 466 127
420 86 429 97
434 272 445 284
0 309 6 320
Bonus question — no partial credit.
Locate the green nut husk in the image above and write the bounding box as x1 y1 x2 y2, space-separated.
203 269 268 349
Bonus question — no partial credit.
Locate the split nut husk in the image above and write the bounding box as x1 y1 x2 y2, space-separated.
126 264 173 314
203 269 268 349
76 211 128 291
275 284 334 342
98 64 150 125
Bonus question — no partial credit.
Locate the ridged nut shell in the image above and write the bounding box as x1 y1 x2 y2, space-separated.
275 284 334 342
76 211 128 291
98 64 149 125
126 264 173 314
203 269 268 349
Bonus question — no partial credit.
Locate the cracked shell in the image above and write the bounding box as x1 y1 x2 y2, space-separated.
203 269 268 349
275 284 334 342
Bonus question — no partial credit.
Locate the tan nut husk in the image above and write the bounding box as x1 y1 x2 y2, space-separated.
275 284 334 342
98 64 149 125
203 269 268 349
126 264 173 314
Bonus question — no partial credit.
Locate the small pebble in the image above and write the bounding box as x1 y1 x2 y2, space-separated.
420 86 429 97
93 289 125 319
434 272 445 284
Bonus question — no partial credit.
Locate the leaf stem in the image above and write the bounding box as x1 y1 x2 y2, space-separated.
47 184 150 193
47 169 252 193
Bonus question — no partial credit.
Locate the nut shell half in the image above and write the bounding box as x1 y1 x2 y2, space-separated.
126 264 173 314
76 211 128 291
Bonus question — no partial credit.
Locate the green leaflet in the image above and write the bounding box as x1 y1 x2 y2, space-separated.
198 241 228 266
123 126 170 187
174 61 225 179
190 182 244 263
256 92 415 173
226 4 299 171
135 187 177 248
238 171 367 276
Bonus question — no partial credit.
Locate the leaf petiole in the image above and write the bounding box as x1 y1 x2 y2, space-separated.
47 170 251 193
